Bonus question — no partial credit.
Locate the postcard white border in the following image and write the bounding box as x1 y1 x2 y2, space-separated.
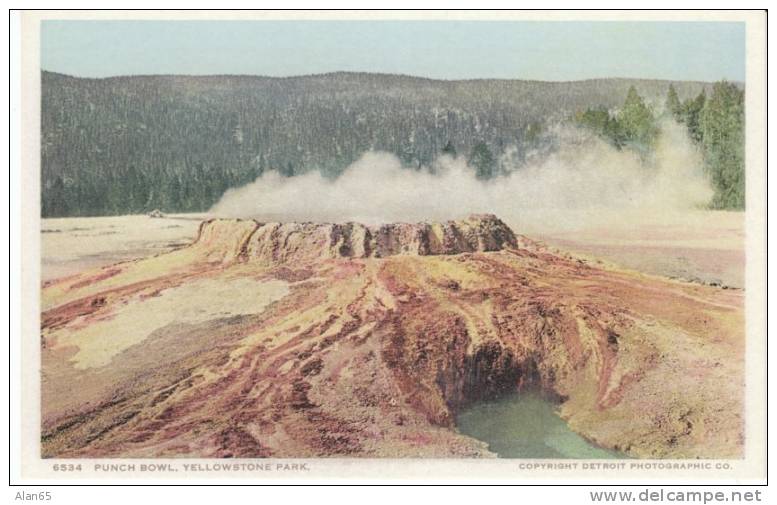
14 9 768 484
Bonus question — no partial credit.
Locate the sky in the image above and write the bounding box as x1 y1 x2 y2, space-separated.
41 20 745 82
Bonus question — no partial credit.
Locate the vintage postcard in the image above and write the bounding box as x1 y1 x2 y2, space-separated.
13 10 767 485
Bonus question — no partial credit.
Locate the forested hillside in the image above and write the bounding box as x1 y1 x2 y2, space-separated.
576 82 745 209
42 71 715 216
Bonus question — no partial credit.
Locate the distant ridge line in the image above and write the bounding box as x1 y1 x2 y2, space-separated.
40 69 731 86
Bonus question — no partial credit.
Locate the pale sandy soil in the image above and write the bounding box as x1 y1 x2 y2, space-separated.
41 214 209 282
58 277 289 369
42 210 744 289
509 210 745 289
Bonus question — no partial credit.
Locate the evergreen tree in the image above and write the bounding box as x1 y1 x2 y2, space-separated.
678 91 706 143
280 162 295 178
468 143 496 180
619 86 658 149
700 82 744 209
441 140 457 157
575 107 625 148
45 175 69 217
524 122 543 144
665 84 681 119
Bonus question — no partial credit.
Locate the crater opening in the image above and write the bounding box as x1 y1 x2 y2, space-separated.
452 341 625 459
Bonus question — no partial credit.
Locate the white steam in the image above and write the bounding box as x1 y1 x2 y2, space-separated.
210 121 713 232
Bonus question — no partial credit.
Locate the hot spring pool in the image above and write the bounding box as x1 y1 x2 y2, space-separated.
456 391 626 459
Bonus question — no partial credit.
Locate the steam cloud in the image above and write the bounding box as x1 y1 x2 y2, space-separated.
210 121 713 232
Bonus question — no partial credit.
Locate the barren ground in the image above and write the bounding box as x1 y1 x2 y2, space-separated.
42 211 744 288
39 214 744 459
41 214 208 282
521 211 744 289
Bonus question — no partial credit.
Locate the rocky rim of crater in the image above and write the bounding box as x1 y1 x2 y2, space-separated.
190 214 535 265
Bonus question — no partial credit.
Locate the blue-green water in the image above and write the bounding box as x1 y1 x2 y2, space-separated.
456 391 625 459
